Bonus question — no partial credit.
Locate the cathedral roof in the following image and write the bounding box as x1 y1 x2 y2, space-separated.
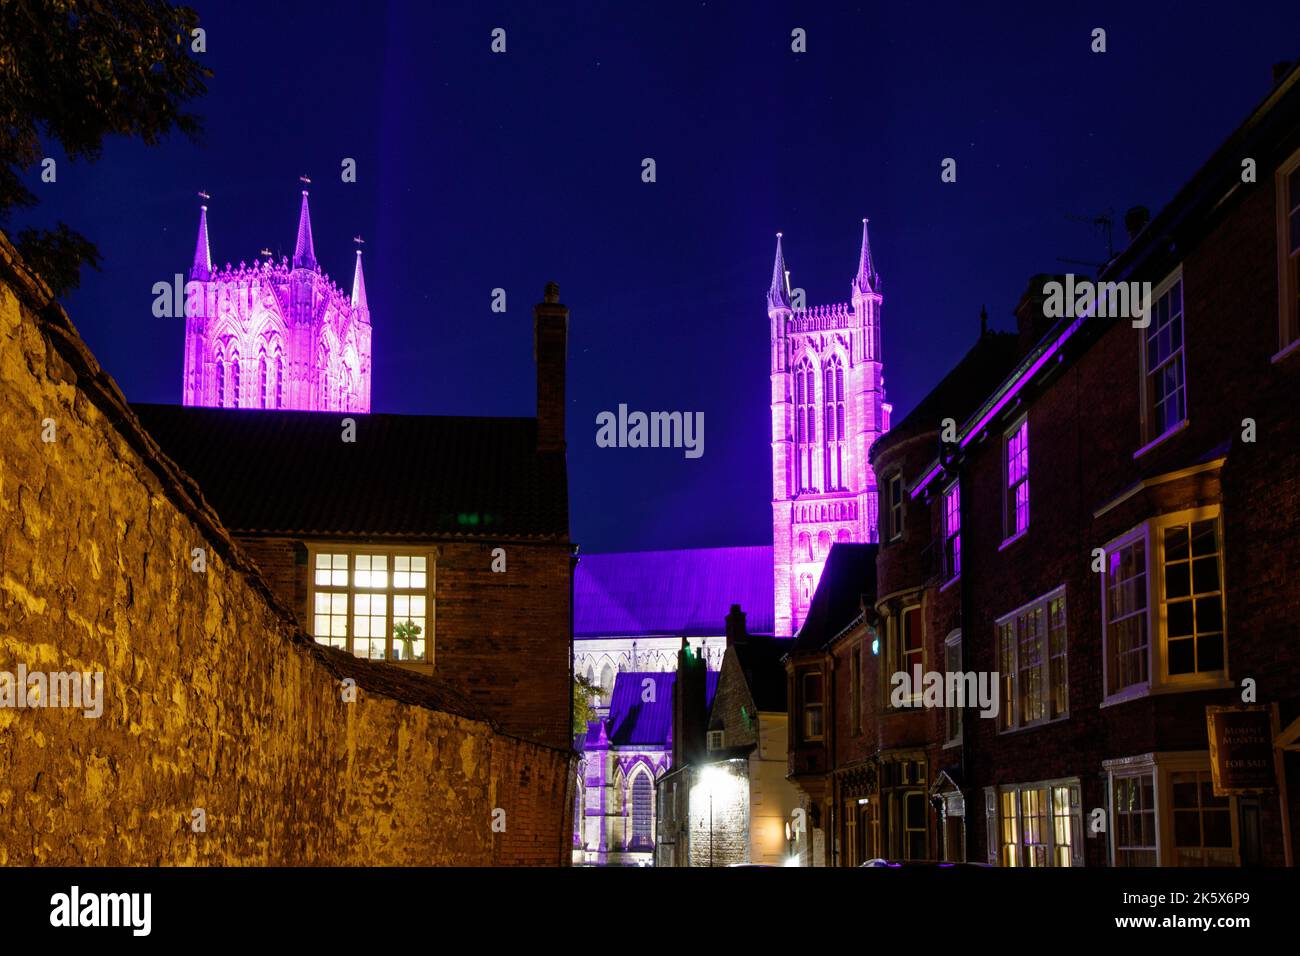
585 669 719 750
574 546 775 638
131 403 569 540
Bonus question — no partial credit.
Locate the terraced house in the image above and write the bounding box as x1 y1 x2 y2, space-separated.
786 60 1300 867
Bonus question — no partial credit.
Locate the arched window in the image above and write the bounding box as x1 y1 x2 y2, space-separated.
798 531 812 563
824 355 846 489
599 663 615 705
259 351 269 409
818 530 831 556
795 358 816 492
274 353 284 408
799 572 814 609
215 357 225 407
230 352 241 407
630 769 654 848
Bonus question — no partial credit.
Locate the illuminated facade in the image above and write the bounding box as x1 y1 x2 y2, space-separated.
181 191 372 412
769 222 891 636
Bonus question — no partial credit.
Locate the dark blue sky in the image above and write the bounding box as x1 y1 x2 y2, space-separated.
24 1 1300 553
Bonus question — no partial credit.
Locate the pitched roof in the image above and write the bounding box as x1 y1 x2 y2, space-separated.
574 546 775 638
583 669 719 749
872 330 1021 461
131 403 568 540
733 635 794 711
793 542 877 652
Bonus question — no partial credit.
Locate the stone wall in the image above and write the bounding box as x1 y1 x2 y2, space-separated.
0 232 572 865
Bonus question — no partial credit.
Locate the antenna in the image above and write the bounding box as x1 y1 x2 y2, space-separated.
1066 209 1114 261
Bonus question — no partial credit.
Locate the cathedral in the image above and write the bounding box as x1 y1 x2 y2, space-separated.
573 222 890 862
769 220 890 636
181 190 372 412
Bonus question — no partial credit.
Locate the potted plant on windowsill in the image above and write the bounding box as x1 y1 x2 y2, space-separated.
394 620 422 662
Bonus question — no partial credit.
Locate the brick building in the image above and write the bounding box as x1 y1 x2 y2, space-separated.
135 284 574 750
899 62 1300 867
655 606 798 866
784 61 1300 868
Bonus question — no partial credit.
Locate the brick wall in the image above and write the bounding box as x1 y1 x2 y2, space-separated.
240 535 573 751
0 232 573 866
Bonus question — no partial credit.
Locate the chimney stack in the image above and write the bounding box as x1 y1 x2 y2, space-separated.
725 604 748 647
533 282 568 454
1124 206 1150 243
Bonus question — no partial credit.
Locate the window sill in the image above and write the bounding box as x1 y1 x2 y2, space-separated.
943 737 963 750
1133 419 1188 460
1101 676 1233 708
939 574 961 593
997 714 1069 736
1271 336 1300 364
998 528 1028 552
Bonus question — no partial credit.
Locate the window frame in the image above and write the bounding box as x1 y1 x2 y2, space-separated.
306 544 437 665
801 670 825 742
884 604 924 709
1137 267 1189 448
1104 752 1240 867
887 472 905 542
944 629 963 746
994 586 1068 732
985 779 1083 867
1002 414 1029 544
1100 506 1229 704
1275 147 1300 359
942 480 961 581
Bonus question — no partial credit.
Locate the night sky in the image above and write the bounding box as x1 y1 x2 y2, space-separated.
23 1 1300 554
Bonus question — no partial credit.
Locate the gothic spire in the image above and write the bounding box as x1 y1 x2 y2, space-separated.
767 232 791 312
191 199 212 280
854 218 879 293
293 189 317 270
351 248 368 311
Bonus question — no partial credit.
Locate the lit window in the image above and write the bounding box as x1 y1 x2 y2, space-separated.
1102 509 1226 699
1004 416 1029 539
943 482 961 579
996 590 1067 731
259 351 269 408
230 352 241 407
1141 273 1186 440
215 357 225 406
274 354 284 408
990 782 1080 867
309 550 433 663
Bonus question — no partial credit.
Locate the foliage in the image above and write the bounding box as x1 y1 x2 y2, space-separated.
0 1 210 294
573 675 600 736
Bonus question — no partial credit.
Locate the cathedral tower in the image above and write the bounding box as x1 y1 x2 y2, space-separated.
769 221 890 636
181 189 372 412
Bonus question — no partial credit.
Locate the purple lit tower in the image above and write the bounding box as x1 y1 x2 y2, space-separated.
769 221 891 636
181 190 372 411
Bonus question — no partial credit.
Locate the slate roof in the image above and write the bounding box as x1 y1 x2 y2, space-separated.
574 546 775 638
793 542 877 652
131 403 568 540
583 669 719 750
